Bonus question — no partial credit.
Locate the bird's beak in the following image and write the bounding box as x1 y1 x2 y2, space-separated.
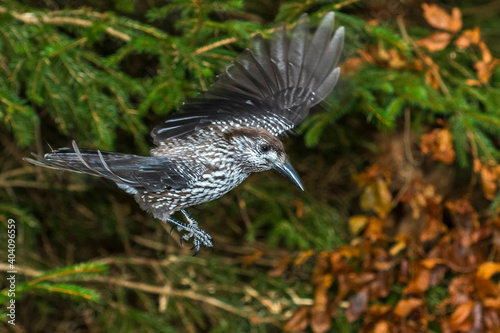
273 157 305 191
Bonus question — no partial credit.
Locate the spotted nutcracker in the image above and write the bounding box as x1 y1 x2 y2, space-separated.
26 12 344 253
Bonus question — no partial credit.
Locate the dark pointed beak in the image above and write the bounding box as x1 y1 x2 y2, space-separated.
273 157 305 191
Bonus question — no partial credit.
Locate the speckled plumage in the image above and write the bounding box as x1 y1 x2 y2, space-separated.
25 12 344 253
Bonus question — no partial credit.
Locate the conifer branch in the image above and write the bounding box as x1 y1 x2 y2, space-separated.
0 6 131 41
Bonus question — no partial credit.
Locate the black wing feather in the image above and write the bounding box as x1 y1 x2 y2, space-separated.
151 12 344 143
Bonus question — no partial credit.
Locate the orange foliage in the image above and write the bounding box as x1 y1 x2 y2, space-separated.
420 126 456 164
279 162 500 332
275 4 500 332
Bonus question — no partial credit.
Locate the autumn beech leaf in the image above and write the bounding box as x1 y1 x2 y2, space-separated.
420 127 456 164
455 26 481 49
419 55 441 91
267 256 291 277
477 262 500 280
468 40 500 84
416 31 453 52
394 298 423 317
449 301 474 331
340 57 364 75
404 265 431 295
360 178 393 218
284 305 309 332
241 251 264 267
475 277 498 300
311 274 333 333
421 4 462 32
354 165 393 218
475 161 500 200
357 44 418 71
294 249 315 266
419 258 444 270
483 298 500 310
389 237 406 256
349 215 369 235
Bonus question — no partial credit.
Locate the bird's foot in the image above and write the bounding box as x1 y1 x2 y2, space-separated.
167 213 213 255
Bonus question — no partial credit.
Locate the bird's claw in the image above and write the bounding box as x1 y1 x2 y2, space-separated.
166 215 213 254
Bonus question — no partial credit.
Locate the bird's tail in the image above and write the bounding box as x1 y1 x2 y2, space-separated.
24 141 137 185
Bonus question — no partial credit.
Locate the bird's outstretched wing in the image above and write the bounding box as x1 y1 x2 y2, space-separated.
151 12 344 143
25 141 205 192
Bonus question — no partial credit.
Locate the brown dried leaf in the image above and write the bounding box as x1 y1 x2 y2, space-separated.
241 251 264 267
484 309 500 329
389 239 406 256
420 127 456 164
311 304 332 333
349 215 369 235
445 198 474 216
312 252 331 284
483 297 500 310
429 264 447 287
473 41 500 84
449 301 473 331
294 249 315 266
421 4 462 32
477 262 500 279
476 57 500 84
357 45 416 71
479 41 493 63
268 256 291 277
367 304 392 317
455 26 481 49
416 31 453 52
370 271 393 298
404 267 430 295
466 79 481 86
373 320 393 333
480 163 499 200
346 287 369 322
475 277 499 300
284 305 310 332
311 274 333 333
394 298 423 317
364 217 385 241
340 57 364 75
295 199 304 218
448 275 472 307
360 178 393 218
420 258 444 270
339 245 361 260
387 49 408 70
446 198 477 231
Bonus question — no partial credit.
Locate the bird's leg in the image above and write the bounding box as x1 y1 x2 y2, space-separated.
166 211 213 254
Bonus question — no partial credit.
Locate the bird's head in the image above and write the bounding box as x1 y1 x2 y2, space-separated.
225 127 304 190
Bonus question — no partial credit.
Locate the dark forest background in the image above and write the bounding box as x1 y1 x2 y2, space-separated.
1 0 500 332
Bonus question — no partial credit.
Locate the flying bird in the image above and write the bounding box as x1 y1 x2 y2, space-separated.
26 12 344 254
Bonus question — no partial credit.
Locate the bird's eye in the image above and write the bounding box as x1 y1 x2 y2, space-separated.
260 144 270 153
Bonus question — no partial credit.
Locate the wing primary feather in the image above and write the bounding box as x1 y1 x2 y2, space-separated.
287 13 309 88
270 25 288 91
315 67 341 100
310 27 345 91
150 12 345 142
253 35 284 96
298 12 334 89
